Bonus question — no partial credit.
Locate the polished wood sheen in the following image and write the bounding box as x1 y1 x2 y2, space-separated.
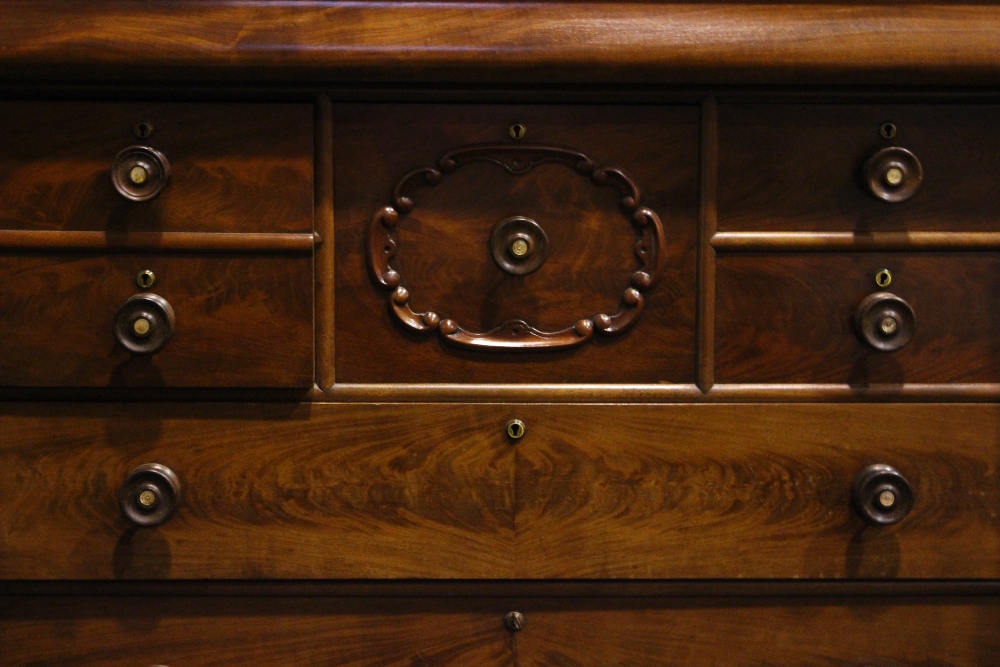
0 254 313 387
718 104 1000 232
715 253 1000 384
4 3 1000 85
0 102 313 233
334 103 699 384
0 403 514 579
0 596 512 666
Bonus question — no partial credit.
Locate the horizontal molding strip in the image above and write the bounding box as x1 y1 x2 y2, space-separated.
711 231 1000 252
0 230 318 253
3 3 1000 85
327 383 1000 403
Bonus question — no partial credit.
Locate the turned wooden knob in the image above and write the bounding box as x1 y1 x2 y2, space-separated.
863 146 922 203
111 145 171 201
118 463 181 527
855 292 915 352
114 293 175 355
852 464 914 525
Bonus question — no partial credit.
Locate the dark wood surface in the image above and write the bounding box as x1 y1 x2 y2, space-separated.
334 104 699 384
2 403 998 580
0 403 513 579
4 3 1000 86
715 253 1000 384
718 104 1000 233
0 254 313 387
515 596 1000 666
0 102 313 233
0 596 512 667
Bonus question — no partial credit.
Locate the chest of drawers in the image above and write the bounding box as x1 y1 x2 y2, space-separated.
2 2 1000 665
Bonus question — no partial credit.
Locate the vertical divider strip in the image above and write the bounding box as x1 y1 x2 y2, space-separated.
316 95 335 393
697 97 718 393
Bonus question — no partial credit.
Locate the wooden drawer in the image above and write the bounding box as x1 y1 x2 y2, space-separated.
718 104 1000 232
715 253 1000 384
0 404 513 579
0 102 313 233
515 596 1000 666
0 595 511 666
333 104 699 384
0 253 313 388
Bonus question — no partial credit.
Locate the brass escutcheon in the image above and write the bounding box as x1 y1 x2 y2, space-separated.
136 269 156 289
508 123 527 140
506 419 526 440
880 122 897 139
875 269 892 288
134 121 154 139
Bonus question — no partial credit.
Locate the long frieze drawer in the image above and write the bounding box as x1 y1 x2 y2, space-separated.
514 597 1000 666
0 102 313 233
715 253 1000 384
0 254 312 387
0 596 512 666
718 104 1000 232
333 104 699 384
512 404 1000 579
0 404 513 579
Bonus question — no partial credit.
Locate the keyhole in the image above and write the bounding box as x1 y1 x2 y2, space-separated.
134 121 154 139
136 270 156 289
509 123 527 140
506 419 526 440
875 269 892 288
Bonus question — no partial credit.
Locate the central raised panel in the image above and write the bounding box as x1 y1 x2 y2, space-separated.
334 104 699 384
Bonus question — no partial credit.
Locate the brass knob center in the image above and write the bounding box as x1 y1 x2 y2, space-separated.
510 238 530 257
884 167 904 187
129 166 149 185
879 316 898 335
132 317 152 336
878 490 896 508
138 489 158 508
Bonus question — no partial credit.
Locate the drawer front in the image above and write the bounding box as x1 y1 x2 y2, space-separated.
0 596 512 666
718 104 1000 232
334 104 699 384
514 597 1000 666
0 404 514 579
715 253 1000 384
0 102 313 233
513 404 1000 579
0 254 313 388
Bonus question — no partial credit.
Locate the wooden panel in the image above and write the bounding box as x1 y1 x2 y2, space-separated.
4 3 1000 86
513 404 1000 578
715 253 1000 384
0 102 313 233
0 403 514 579
0 254 313 387
718 104 1000 232
0 596 512 667
515 597 1000 666
334 103 698 384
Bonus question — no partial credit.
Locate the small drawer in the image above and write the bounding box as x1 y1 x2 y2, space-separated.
715 253 1000 384
718 104 1000 232
0 595 511 666
0 102 313 233
334 103 699 384
0 253 313 388
0 404 513 579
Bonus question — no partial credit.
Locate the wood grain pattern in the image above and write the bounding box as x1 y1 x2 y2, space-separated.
3 3 1000 85
0 596 512 667
0 254 313 387
515 596 1000 666
718 104 1000 232
0 102 313 233
698 96 718 392
0 403 514 579
513 404 1000 579
334 104 699 384
713 230 1000 251
716 253 1000 384
316 95 335 391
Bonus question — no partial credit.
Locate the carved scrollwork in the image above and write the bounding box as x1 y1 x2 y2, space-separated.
367 142 667 351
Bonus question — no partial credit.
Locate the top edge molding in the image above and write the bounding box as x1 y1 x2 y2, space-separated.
3 2 1000 86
